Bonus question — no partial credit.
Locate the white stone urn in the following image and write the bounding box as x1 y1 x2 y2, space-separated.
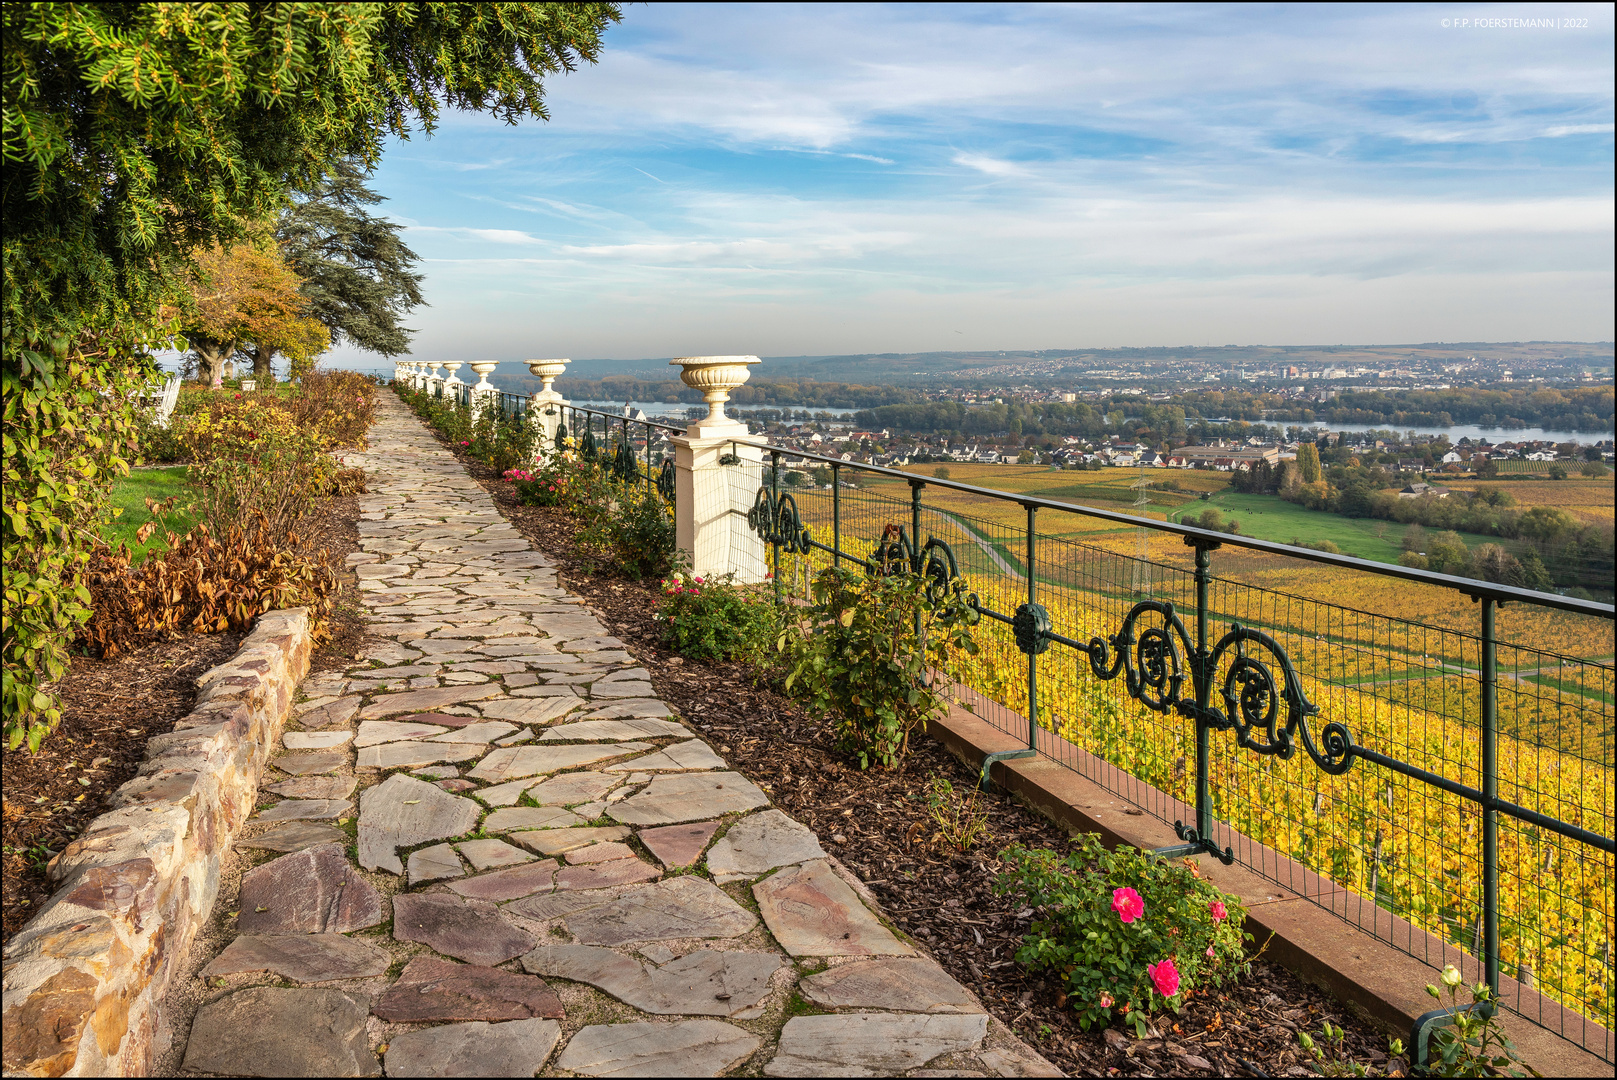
468 361 499 392
525 358 570 400
671 355 761 434
442 360 464 386
525 359 570 460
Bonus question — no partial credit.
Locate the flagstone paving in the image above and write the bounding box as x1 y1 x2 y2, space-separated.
179 392 1059 1077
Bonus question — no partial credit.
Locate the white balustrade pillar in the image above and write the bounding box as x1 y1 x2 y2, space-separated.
441 361 465 407
426 360 445 395
669 356 767 582
468 361 499 418
525 358 571 461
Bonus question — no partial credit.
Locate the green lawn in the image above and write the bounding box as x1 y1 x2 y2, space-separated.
102 466 198 561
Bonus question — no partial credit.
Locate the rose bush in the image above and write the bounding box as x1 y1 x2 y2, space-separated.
654 571 777 663
996 836 1250 1036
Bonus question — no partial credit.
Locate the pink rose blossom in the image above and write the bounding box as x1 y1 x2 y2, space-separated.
1147 958 1181 999
1206 945 1216 958
1210 900 1228 922
1111 887 1145 924
1097 992 1114 1009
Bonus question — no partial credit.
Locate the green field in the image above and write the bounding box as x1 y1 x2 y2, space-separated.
1171 490 1413 561
102 466 197 561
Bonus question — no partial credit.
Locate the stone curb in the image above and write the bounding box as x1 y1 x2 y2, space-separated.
2 608 314 1077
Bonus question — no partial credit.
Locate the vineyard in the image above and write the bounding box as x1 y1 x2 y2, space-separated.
761 470 1616 1032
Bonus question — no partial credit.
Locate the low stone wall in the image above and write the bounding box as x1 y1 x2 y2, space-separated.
2 609 313 1077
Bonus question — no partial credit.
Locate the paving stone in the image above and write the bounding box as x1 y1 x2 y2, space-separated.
256 798 353 822
564 841 636 864
458 838 534 871
202 933 389 982
472 778 537 806
275 749 349 776
765 1013 988 1077
429 721 518 744
503 671 539 687
393 892 536 966
588 680 656 699
447 860 559 901
437 778 478 792
466 744 630 783
358 684 504 719
705 809 826 882
184 987 379 1077
509 683 587 697
403 710 488 728
606 738 725 774
577 699 673 719
361 640 422 663
509 825 632 856
373 956 563 1022
638 821 720 868
416 765 460 779
555 1019 758 1078
798 958 984 1013
526 770 619 805
238 843 382 933
975 1046 1064 1076
382 1018 562 1078
607 772 769 826
555 857 661 891
597 666 652 683
450 660 530 674
540 719 687 742
754 860 913 957
265 775 358 801
283 730 353 750
521 945 780 1018
479 694 585 725
409 843 467 885
565 877 756 945
357 740 483 770
358 773 482 874
483 805 586 833
237 821 347 852
530 612 609 640
299 695 363 729
354 719 450 747
504 888 625 922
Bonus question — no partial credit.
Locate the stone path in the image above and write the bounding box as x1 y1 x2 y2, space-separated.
181 392 1059 1077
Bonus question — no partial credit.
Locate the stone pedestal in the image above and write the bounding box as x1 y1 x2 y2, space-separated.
671 424 767 583
469 362 499 418
525 359 571 462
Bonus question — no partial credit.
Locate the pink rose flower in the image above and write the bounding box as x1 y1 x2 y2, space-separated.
1210 900 1228 922
1206 945 1216 958
1111 887 1145 924
1148 958 1181 999
1097 991 1114 1009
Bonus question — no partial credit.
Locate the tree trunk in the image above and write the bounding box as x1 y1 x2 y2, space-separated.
243 341 278 382
187 335 235 387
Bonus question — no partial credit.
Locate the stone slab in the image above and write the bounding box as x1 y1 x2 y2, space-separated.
274 750 348 776
565 877 756 946
183 987 379 1077
798 958 984 1014
607 772 769 826
526 771 619 806
458 838 534 871
765 1013 988 1077
299 695 363 729
358 773 482 875
478 695 583 726
467 744 629 783
483 805 586 833
473 778 537 806
202 933 389 982
754 860 913 957
521 945 780 1018
265 775 358 801
283 730 353 750
237 821 347 852
540 719 688 743
382 1018 562 1078
256 798 352 822
578 700 673 719
392 892 537 966
429 721 517 744
607 738 726 773
556 1020 759 1078
447 860 558 902
564 841 636 865
358 684 503 719
402 711 487 729
509 826 631 857
238 843 382 934
588 680 656 699
705 810 825 881
372 956 564 1022
554 857 661 892
409 843 466 885
638 821 720 869
355 719 450 747
357 740 483 770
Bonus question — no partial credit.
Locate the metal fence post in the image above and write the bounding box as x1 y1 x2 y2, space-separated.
1481 596 1500 996
831 463 842 568
771 449 782 604
1026 503 1038 751
1193 542 1215 848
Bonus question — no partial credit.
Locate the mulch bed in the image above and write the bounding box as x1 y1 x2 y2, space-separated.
425 425 1404 1078
1 493 364 947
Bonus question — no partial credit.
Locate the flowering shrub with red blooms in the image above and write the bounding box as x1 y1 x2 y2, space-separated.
653 571 776 663
504 462 576 508
996 836 1249 1037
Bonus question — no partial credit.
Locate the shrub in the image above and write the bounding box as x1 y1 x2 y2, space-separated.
781 564 977 769
1421 966 1533 1078
654 572 776 663
583 487 678 581
995 837 1250 1036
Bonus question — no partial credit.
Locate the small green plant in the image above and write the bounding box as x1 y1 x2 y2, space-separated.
924 775 989 851
655 571 777 663
781 564 977 769
1422 966 1538 1078
994 836 1249 1037
1297 1020 1406 1077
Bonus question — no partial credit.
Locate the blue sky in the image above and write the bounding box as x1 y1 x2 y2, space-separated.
324 2 1614 370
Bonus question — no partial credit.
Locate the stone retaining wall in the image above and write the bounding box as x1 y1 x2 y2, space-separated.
2 609 314 1077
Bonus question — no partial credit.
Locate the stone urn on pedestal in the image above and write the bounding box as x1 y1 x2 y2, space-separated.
441 361 465 406
468 361 499 417
426 361 445 396
525 358 571 460
668 355 767 582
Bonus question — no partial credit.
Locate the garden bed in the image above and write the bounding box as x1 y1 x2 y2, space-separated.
430 435 1404 1078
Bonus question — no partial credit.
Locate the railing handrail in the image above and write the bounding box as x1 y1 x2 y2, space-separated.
721 436 1617 620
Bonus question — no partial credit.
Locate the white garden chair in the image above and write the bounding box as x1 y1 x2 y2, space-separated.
150 374 182 429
